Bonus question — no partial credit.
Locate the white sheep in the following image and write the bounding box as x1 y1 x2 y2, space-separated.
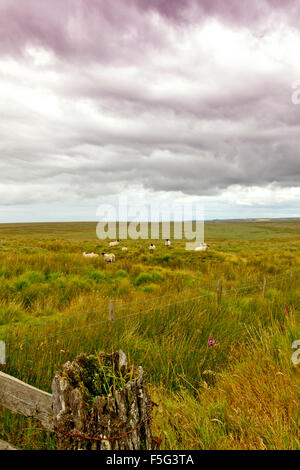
149 244 156 252
165 239 171 247
102 253 116 263
109 240 120 247
122 246 128 252
194 243 210 252
83 252 99 258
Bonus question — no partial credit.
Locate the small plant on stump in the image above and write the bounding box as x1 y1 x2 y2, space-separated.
51 350 154 450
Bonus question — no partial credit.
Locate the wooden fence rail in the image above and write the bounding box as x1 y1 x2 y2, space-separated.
0 371 53 431
0 370 53 450
0 439 18 450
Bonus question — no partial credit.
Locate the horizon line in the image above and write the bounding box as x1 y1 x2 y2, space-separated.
0 217 299 225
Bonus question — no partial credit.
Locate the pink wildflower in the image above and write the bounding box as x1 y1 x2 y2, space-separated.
209 335 216 347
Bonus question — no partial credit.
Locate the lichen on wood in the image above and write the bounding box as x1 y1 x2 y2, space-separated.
51 350 154 450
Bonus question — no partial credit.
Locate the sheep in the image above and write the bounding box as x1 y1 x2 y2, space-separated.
194 246 208 251
102 253 115 263
165 239 171 247
109 240 120 247
149 244 156 252
122 246 128 252
83 252 99 258
194 242 210 252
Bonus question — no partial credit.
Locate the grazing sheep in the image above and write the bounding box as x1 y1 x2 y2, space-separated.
83 252 99 258
194 243 210 252
122 246 128 252
102 253 115 263
165 239 171 247
149 244 156 252
109 240 120 247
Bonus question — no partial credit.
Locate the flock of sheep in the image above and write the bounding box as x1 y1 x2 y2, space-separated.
82 239 209 263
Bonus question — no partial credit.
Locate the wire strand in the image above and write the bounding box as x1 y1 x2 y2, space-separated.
5 267 299 350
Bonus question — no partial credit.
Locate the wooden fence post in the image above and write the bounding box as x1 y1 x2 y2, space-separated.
109 300 115 322
263 277 267 298
51 351 155 450
217 280 223 305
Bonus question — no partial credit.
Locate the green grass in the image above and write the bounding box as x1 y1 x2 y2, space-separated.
0 220 300 449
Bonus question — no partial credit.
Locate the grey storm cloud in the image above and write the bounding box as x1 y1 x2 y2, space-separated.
0 0 300 206
1 1 300 59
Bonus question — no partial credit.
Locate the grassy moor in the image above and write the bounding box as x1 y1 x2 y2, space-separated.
0 220 300 450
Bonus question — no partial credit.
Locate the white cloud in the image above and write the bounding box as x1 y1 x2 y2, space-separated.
223 184 300 206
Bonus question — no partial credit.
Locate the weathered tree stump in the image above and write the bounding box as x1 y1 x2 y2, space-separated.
51 350 154 450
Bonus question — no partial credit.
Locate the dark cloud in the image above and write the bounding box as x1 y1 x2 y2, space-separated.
1 1 300 61
136 0 300 26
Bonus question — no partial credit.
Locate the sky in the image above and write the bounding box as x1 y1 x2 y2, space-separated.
0 0 300 222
